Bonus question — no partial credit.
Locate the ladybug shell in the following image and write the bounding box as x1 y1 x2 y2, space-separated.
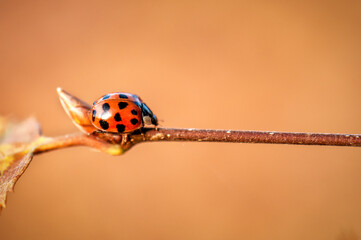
90 93 143 133
92 92 141 106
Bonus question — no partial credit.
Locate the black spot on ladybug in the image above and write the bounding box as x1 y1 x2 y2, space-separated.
118 101 128 109
99 120 109 130
119 94 128 99
131 109 138 115
116 124 125 133
130 118 139 125
102 94 110 100
114 113 122 122
102 103 110 111
92 110 96 121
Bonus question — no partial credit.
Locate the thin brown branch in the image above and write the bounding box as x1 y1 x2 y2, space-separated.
136 128 361 147
32 128 361 156
34 133 126 155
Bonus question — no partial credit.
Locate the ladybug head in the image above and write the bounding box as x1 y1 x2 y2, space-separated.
141 103 158 126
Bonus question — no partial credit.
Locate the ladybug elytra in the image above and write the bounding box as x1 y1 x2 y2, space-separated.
89 92 158 133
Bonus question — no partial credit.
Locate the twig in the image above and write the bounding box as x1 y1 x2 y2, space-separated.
32 128 361 156
138 128 361 146
34 133 126 155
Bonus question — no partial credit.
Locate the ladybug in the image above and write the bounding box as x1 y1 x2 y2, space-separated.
89 92 158 134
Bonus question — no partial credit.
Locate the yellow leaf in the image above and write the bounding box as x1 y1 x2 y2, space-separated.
0 117 42 211
0 152 33 209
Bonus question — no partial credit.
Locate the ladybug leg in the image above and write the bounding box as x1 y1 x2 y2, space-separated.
139 128 146 141
121 133 129 145
142 132 146 141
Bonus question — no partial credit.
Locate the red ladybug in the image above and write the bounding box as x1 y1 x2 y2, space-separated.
89 93 158 133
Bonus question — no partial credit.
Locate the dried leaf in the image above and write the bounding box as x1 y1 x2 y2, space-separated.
0 152 33 211
57 87 97 134
0 117 42 211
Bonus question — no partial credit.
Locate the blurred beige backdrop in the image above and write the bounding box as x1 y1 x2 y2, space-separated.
0 1 360 239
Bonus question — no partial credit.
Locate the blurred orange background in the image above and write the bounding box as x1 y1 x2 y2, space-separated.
0 1 361 239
